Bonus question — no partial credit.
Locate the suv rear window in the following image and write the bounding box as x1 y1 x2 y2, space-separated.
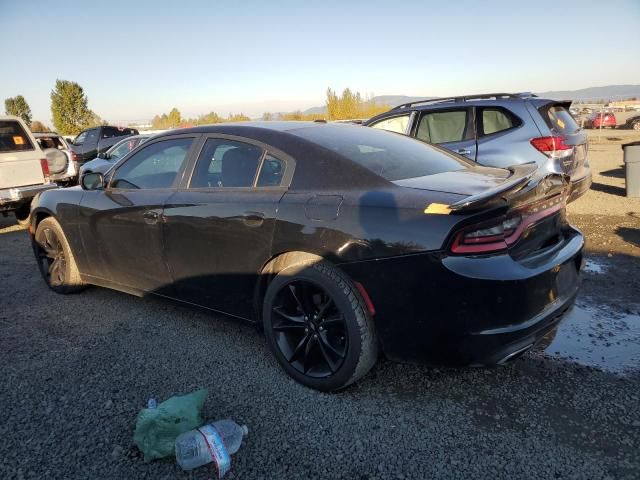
293 124 470 181
0 120 34 152
542 105 580 135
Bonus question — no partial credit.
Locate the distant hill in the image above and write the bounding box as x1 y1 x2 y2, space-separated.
302 85 640 114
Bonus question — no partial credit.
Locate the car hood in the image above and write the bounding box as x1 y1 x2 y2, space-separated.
393 166 511 196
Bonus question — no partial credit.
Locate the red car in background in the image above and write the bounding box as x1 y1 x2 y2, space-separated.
584 112 617 129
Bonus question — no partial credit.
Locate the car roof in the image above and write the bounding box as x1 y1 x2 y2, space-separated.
33 132 62 138
160 121 325 136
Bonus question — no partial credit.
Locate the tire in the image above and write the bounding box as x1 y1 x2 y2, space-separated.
633 121 640 131
33 217 86 294
263 259 378 391
14 203 31 226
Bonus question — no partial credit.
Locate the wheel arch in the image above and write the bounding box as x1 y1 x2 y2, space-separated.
253 251 328 328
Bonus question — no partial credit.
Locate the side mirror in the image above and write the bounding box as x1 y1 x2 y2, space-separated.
81 172 105 191
97 152 108 159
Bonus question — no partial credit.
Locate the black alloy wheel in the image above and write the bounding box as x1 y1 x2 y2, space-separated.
35 226 67 287
271 280 348 378
263 260 378 391
33 217 86 294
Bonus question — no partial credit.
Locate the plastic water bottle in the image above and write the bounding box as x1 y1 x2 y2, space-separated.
175 420 249 473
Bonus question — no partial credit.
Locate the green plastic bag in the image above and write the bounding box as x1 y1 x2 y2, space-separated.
134 389 208 462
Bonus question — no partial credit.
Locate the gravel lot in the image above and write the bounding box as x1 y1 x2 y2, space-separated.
1 131 639 479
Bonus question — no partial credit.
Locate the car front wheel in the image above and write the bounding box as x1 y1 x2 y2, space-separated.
263 260 378 391
33 217 86 294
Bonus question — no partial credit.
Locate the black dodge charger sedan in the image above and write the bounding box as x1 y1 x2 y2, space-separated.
29 122 583 391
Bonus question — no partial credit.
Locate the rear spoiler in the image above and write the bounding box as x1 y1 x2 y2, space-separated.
448 163 541 211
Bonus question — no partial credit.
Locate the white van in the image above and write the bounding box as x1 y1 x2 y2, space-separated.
0 116 57 225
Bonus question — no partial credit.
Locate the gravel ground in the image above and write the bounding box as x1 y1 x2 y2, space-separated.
1 132 639 479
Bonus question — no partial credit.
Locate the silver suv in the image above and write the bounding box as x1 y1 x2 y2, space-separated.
0 116 57 224
364 93 591 202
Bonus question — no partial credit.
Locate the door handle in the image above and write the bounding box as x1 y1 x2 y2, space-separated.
242 211 264 227
456 148 472 156
143 210 159 224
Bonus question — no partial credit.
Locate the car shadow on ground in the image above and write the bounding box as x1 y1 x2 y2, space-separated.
616 226 640 247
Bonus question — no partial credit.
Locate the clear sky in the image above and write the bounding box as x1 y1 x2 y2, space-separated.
2 0 639 125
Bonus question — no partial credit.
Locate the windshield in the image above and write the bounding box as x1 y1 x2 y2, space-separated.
292 124 470 181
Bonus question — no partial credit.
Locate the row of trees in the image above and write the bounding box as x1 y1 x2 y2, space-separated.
6 84 391 135
4 80 105 135
259 88 390 122
151 109 251 129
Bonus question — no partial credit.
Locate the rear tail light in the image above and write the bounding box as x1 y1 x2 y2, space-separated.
40 158 50 182
71 151 79 161
450 194 565 254
530 135 573 158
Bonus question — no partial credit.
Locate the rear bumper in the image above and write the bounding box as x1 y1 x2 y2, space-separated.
0 183 57 208
340 227 584 366
568 170 592 202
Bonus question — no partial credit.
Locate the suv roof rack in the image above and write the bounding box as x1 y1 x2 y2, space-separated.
392 92 537 110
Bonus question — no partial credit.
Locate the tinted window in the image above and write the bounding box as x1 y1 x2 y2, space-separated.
111 138 192 189
257 154 284 187
416 110 468 144
102 127 118 138
191 139 262 188
544 105 580 134
37 136 65 150
293 125 470 181
0 120 34 152
84 129 99 145
480 108 519 136
370 114 410 134
109 138 141 160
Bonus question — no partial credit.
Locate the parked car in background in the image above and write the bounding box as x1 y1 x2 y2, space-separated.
80 134 151 175
364 93 592 202
583 112 617 129
68 125 139 164
33 132 78 185
30 122 583 391
0 116 57 224
622 113 640 130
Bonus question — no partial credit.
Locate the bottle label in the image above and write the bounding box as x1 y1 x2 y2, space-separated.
197 425 231 479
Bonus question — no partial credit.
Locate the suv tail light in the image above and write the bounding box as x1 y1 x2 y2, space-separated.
40 158 50 182
530 136 573 159
450 194 566 254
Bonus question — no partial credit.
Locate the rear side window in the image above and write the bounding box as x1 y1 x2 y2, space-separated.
479 108 521 136
541 105 580 135
191 138 263 188
294 124 470 181
416 110 471 144
0 120 34 152
369 114 411 134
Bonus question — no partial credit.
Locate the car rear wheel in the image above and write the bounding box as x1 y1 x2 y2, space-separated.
33 217 86 294
633 121 640 131
263 260 378 391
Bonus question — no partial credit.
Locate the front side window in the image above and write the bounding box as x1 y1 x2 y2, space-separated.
84 129 99 144
190 139 263 188
369 114 411 134
0 120 34 152
111 138 193 189
416 110 469 144
480 108 520 136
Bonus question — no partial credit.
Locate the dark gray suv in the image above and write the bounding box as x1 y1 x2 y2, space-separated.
364 93 591 202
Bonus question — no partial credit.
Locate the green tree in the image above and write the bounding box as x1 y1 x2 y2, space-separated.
4 95 32 126
261 112 274 121
167 107 182 127
30 121 49 132
50 80 95 134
